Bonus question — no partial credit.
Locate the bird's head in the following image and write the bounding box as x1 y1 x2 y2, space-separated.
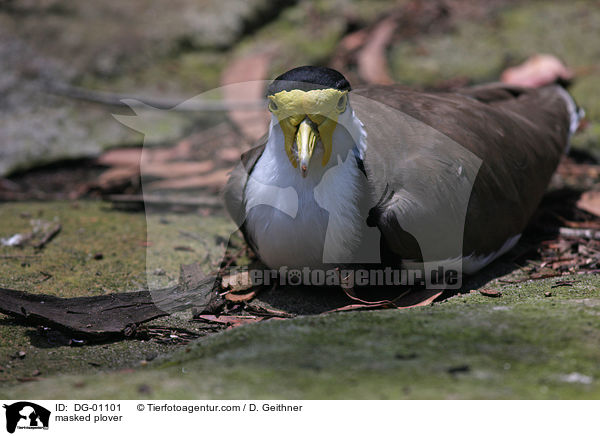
266 66 351 177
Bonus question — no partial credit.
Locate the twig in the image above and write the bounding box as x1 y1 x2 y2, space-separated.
33 223 61 249
551 280 579 289
559 227 600 240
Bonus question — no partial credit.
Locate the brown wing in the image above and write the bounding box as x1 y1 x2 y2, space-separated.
353 83 573 263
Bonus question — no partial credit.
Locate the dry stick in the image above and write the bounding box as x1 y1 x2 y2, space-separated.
33 223 62 249
559 227 600 240
551 212 600 230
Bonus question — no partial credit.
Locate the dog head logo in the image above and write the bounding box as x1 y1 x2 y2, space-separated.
3 402 50 434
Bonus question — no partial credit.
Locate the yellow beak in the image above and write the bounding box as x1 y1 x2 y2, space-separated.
296 118 318 178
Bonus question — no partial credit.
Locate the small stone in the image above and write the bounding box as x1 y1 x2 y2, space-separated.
31 369 41 377
17 351 26 359
559 372 593 385
93 253 104 260
137 384 152 395
544 292 552 297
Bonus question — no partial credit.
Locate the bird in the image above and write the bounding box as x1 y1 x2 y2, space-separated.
224 65 582 287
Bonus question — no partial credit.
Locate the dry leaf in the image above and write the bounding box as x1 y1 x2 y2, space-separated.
141 161 214 179
325 289 442 313
479 289 502 298
96 148 142 167
217 147 242 163
97 166 139 188
221 50 272 142
576 191 600 218
194 314 263 328
224 290 256 302
501 54 574 88
145 169 231 191
357 17 398 85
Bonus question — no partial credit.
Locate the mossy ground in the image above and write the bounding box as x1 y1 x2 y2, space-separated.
4 271 600 399
1 201 599 399
0 201 230 385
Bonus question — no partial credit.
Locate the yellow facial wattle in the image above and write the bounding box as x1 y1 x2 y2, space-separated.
268 89 348 175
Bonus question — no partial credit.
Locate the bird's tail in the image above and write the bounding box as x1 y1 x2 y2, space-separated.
555 85 585 138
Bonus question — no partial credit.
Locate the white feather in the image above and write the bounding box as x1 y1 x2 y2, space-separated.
244 106 368 269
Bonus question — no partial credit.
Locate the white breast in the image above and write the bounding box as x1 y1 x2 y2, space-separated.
244 110 368 269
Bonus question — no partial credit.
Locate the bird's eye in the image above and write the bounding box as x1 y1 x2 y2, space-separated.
268 100 278 112
337 95 347 111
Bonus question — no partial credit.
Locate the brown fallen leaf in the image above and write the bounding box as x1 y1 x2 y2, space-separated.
194 314 264 328
479 289 502 298
221 50 272 142
217 147 242 163
339 29 370 53
147 139 193 163
325 302 394 313
501 54 574 88
357 16 398 85
96 141 193 168
325 289 442 313
553 214 600 230
330 28 369 73
144 169 231 191
96 166 140 188
576 191 600 218
224 290 257 303
96 148 142 167
141 161 215 179
341 286 407 306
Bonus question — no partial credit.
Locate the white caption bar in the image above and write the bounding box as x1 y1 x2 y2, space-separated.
0 400 598 436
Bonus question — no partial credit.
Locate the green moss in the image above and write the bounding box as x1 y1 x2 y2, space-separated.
0 201 233 384
5 272 600 399
0 201 147 297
